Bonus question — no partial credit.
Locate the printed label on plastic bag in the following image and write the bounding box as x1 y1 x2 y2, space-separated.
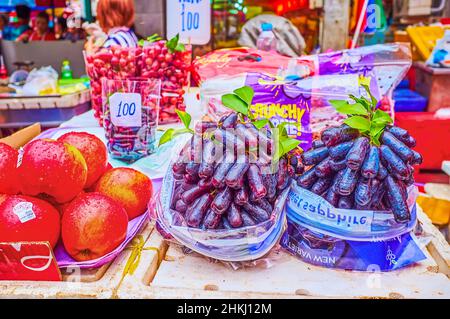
109 93 142 127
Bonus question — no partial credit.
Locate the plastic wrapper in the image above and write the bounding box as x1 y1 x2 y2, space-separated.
155 166 289 263
102 78 160 163
21 66 58 96
281 182 427 271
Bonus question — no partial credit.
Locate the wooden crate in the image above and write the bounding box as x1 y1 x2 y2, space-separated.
0 223 153 299
117 208 450 299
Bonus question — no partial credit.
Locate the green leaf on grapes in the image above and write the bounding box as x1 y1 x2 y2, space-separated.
221 94 248 115
233 86 254 106
369 123 385 146
348 94 371 111
166 33 180 53
344 116 371 132
138 39 145 47
362 84 378 108
329 100 368 116
175 109 191 130
158 128 175 146
372 109 393 125
175 43 185 52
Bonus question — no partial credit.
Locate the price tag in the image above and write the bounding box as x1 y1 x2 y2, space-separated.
166 0 211 45
109 93 142 127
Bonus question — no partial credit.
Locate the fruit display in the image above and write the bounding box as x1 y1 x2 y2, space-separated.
0 143 19 195
57 132 109 189
101 78 160 163
0 195 61 248
84 34 190 125
61 193 128 261
0 132 151 264
96 167 153 220
295 86 422 223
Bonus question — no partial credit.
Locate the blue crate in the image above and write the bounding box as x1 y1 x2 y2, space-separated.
393 89 428 112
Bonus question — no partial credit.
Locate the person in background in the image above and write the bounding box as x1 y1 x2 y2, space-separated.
2 5 31 41
56 16 86 41
96 0 138 48
18 11 56 42
0 14 8 38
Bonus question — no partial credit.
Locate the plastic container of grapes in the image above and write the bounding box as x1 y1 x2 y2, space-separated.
154 167 289 262
101 77 161 163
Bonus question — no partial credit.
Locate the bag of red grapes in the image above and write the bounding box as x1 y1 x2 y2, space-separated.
281 85 428 271
140 34 192 124
154 87 302 268
102 78 160 163
84 46 141 123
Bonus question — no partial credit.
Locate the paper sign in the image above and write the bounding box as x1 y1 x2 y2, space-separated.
166 0 211 45
109 93 142 127
0 242 61 281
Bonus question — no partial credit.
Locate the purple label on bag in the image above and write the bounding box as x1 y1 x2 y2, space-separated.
245 73 312 151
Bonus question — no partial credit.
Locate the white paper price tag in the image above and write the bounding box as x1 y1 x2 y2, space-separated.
109 93 142 127
166 0 211 45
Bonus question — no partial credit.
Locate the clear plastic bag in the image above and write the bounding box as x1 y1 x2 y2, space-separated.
155 166 290 263
101 78 160 163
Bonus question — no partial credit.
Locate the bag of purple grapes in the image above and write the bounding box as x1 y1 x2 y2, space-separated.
281 87 429 271
102 78 161 163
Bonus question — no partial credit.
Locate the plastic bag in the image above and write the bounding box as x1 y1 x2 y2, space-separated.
155 168 289 262
22 66 58 96
281 182 427 271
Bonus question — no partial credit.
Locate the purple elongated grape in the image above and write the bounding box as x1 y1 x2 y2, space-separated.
380 145 409 178
243 203 270 223
301 147 329 166
330 158 347 171
328 141 354 160
233 172 246 190
221 216 232 229
171 185 182 209
186 161 200 175
355 177 372 206
212 162 234 188
289 155 299 169
225 157 250 188
338 195 354 209
296 161 305 175
385 175 410 223
183 173 199 184
180 182 197 193
377 163 388 180
325 188 340 207
386 126 416 148
189 134 203 162
276 158 288 188
173 171 184 180
186 193 213 227
311 177 332 195
181 184 211 205
234 185 249 205
202 209 222 229
369 180 385 210
361 145 380 179
330 170 345 191
410 150 423 165
346 137 369 170
248 164 267 199
312 140 325 149
321 125 359 147
336 167 359 196
175 199 188 214
315 157 334 178
220 112 238 129
198 178 213 190
253 198 273 214
235 123 258 149
381 131 414 162
297 167 318 189
255 127 274 155
211 187 233 214
195 121 218 134
404 167 415 186
172 162 187 174
241 209 257 226
227 203 243 228
287 165 296 177
214 128 245 153
262 173 277 200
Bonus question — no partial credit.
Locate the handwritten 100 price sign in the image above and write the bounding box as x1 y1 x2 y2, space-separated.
166 0 211 45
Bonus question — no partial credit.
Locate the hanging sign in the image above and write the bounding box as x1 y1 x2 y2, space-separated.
166 0 211 45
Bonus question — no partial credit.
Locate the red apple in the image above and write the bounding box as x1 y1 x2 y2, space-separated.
57 132 108 189
18 139 87 204
0 195 60 248
0 142 19 194
61 192 128 261
95 167 152 220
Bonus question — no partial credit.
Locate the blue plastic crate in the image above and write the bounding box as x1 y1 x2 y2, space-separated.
393 89 428 112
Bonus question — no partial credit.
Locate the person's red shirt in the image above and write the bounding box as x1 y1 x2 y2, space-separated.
17 30 56 41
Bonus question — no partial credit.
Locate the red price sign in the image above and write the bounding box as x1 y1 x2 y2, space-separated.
0 242 61 281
